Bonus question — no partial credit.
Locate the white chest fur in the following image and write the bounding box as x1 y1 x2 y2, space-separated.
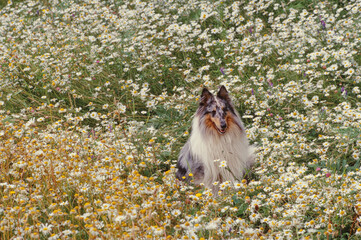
189 117 252 188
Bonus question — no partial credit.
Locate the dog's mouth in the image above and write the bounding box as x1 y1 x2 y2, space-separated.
208 119 227 134
214 124 227 134
218 128 226 134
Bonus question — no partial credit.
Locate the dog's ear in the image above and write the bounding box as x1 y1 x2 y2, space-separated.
217 85 231 102
200 88 213 105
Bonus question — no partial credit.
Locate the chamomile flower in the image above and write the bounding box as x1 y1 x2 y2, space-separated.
40 223 53 235
219 160 227 168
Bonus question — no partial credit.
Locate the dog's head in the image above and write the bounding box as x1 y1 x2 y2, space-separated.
197 86 237 135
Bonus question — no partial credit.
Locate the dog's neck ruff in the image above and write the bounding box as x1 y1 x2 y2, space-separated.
189 116 251 186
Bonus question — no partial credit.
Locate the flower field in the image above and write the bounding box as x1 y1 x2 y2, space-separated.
1 0 361 239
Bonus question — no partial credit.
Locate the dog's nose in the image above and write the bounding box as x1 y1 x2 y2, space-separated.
221 123 227 130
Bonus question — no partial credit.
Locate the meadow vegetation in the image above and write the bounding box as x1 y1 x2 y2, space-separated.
0 0 361 239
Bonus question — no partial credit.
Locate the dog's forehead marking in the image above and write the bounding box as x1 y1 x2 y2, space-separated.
215 97 225 108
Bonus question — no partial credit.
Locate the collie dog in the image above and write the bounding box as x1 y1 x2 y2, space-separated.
176 86 254 191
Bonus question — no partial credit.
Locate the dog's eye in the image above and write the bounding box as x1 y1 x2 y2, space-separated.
211 110 216 116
